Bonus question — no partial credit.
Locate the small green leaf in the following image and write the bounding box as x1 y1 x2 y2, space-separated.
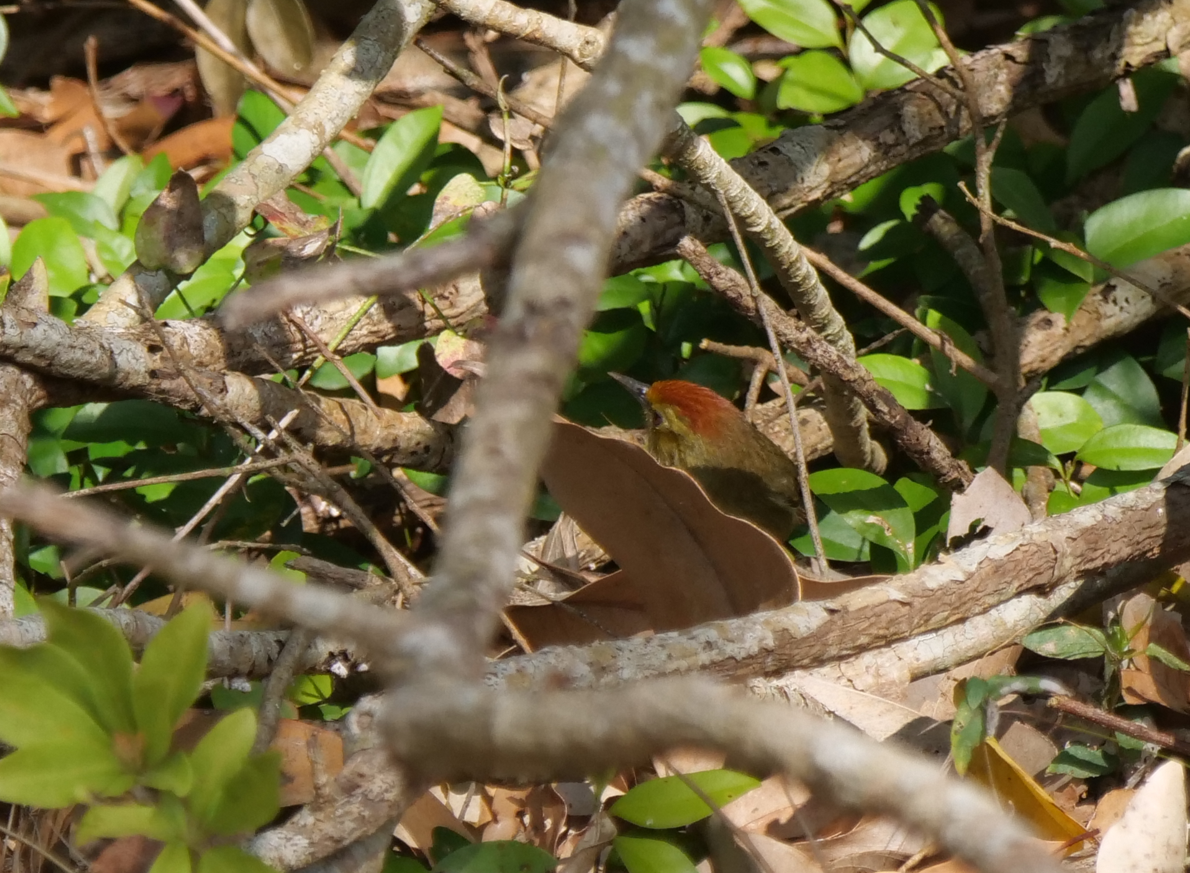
202 750 281 835
306 352 376 390
77 803 181 844
33 192 120 236
858 354 942 410
0 85 17 119
189 708 257 827
376 339 430 377
990 168 1055 234
1066 69 1177 183
432 841 557 873
738 0 840 49
922 309 987 432
93 155 144 213
611 770 760 828
1033 259 1091 321
361 106 443 209
1048 744 1116 778
1076 424 1176 470
950 679 989 776
614 836 698 873
1022 624 1108 659
1029 391 1103 455
849 0 946 91
133 606 210 765
1085 188 1190 268
11 218 89 297
40 600 136 734
150 842 193 873
141 750 194 796
0 646 112 748
776 50 862 113
577 309 648 377
0 738 131 807
1147 642 1190 672
700 47 755 99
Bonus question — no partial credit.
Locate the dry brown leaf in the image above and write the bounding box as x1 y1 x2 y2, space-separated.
0 130 72 197
785 674 936 741
1088 788 1135 838
796 816 925 871
394 790 475 853
739 833 822 873
1120 592 1190 712
1096 760 1187 873
721 776 809 838
272 718 344 807
946 467 1031 544
509 421 803 649
144 117 235 168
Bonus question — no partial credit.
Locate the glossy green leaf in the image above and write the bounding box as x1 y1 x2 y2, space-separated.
611 770 760 828
738 0 840 48
809 468 915 568
64 401 195 447
1066 68 1178 183
1076 424 1176 470
577 309 648 376
1029 391 1103 455
33 192 120 236
232 91 287 159
202 750 281 835
950 678 991 775
700 47 755 99
40 599 136 734
898 183 946 221
776 50 862 113
133 605 210 765
189 708 256 827
1085 188 1190 268
197 846 276 873
1082 354 1162 428
1022 624 1108 659
922 309 987 432
791 505 870 562
433 841 556 873
849 0 946 91
376 339 430 377
614 836 698 873
0 738 130 807
11 218 88 297
361 105 443 209
1146 642 1190 672
859 354 942 410
990 168 1055 234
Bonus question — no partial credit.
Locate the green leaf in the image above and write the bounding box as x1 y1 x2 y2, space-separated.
33 192 120 237
614 836 698 873
0 85 17 119
64 400 195 447
202 750 281 835
1048 744 1116 778
141 750 195 796
1029 391 1103 455
809 468 915 569
150 842 193 873
11 218 89 297
1066 69 1178 183
990 168 1055 234
849 0 947 92
700 47 755 99
93 155 144 214
39 601 136 734
361 106 443 210
1076 424 1176 470
776 50 863 114
922 309 987 432
376 339 430 378
1085 188 1190 268
0 646 112 747
307 352 377 390
77 803 182 844
950 678 990 775
433 841 557 873
1147 642 1190 672
1082 354 1163 428
611 770 760 828
738 0 840 48
133 606 210 765
858 354 942 410
1033 259 1091 321
791 504 870 562
1021 624 1108 659
232 91 287 159
189 708 257 827
0 738 131 807
577 309 648 377
197 846 276 873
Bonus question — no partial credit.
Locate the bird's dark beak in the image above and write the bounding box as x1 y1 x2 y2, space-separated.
609 372 650 405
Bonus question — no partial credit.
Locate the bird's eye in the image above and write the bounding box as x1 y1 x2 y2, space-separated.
650 408 664 428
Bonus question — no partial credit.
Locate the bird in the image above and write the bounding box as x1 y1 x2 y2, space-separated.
610 374 806 541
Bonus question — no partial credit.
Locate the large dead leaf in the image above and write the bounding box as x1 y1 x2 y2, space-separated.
1120 592 1190 713
1096 760 1187 873
509 421 805 649
947 467 1032 543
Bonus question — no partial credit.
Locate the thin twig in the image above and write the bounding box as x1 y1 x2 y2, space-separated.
83 37 136 156
67 458 295 498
